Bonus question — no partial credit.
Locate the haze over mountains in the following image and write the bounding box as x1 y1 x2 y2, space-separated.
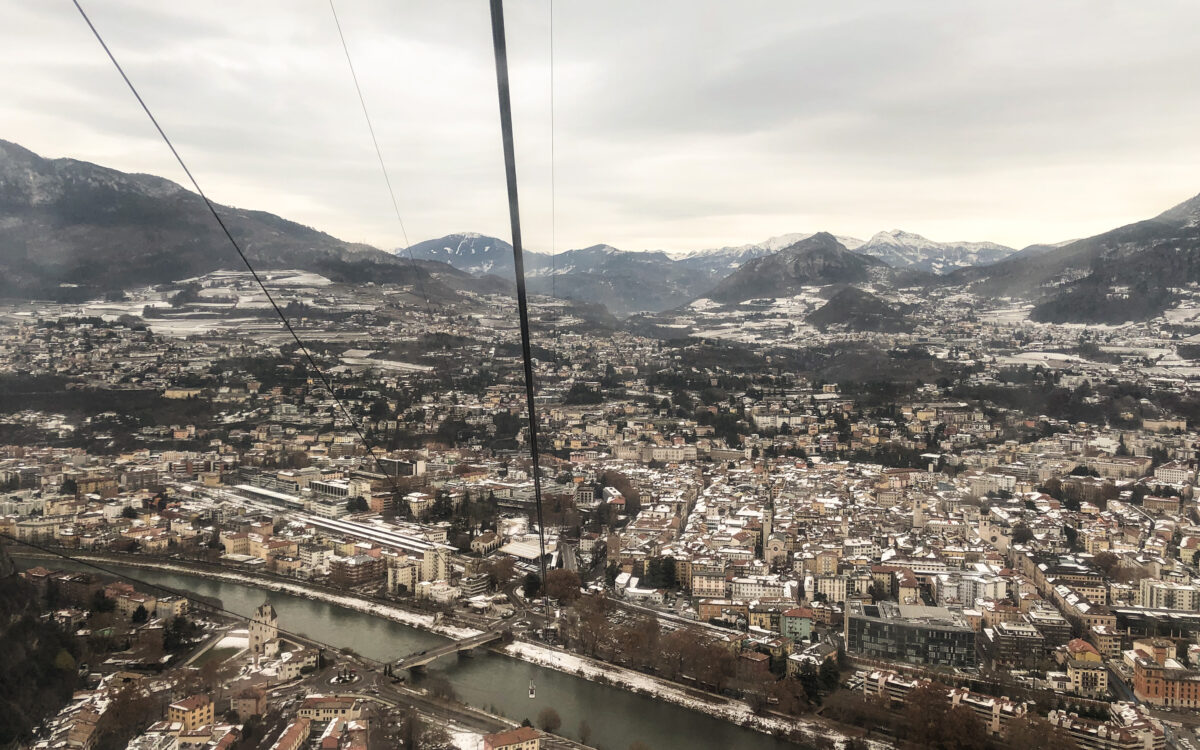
1 139 1197 325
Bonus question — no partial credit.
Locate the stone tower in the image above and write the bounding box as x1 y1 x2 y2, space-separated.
248 601 278 664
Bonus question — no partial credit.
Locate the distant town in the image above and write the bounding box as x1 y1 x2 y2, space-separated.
1 263 1199 750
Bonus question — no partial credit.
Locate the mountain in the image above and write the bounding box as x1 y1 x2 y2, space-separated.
0 139 472 301
403 233 534 278
807 286 911 332
854 230 1014 274
401 236 715 316
1006 238 1076 260
671 233 866 278
701 232 888 303
526 245 713 317
948 191 1200 323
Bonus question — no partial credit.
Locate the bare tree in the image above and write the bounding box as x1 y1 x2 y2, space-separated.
537 706 562 733
545 569 582 602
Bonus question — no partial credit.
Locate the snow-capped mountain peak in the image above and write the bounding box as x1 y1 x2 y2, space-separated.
856 229 1015 274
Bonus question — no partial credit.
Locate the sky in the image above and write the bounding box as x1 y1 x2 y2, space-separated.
3 0 1200 254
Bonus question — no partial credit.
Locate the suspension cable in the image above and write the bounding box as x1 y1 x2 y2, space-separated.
327 0 435 317
70 0 409 502
489 0 548 588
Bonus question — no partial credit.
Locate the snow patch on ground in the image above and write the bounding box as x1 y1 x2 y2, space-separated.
502 641 865 747
449 730 484 750
215 631 249 650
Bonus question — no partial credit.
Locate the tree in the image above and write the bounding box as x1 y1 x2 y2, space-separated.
485 557 516 588
60 477 78 496
689 637 736 693
537 707 562 733
902 681 950 749
939 704 989 749
131 604 149 624
614 614 660 670
797 660 822 703
345 496 369 513
569 594 613 657
90 589 115 614
604 562 620 587
522 572 542 600
657 628 692 679
92 685 160 750
545 569 582 602
120 506 139 519
768 677 811 715
53 648 76 672
1011 524 1035 545
428 490 454 521
1093 551 1121 579
819 658 840 691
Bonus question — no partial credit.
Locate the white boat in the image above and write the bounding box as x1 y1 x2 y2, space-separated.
528 679 536 699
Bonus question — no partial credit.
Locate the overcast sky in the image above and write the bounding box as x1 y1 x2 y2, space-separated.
4 1 1200 253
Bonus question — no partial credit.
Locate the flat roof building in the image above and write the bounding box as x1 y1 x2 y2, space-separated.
845 601 977 669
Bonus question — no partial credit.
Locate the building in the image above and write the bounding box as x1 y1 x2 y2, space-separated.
232 686 267 720
460 573 490 598
1132 655 1200 709
982 620 1045 669
1143 495 1181 515
1138 579 1200 612
168 694 215 731
730 574 792 601
471 531 501 555
1045 704 1165 750
249 601 279 662
271 719 311 750
330 554 385 587
1091 625 1122 660
483 726 542 750
862 670 1026 736
1152 461 1192 485
1067 659 1109 697
844 601 977 669
781 607 814 642
298 696 363 721
1026 604 1072 649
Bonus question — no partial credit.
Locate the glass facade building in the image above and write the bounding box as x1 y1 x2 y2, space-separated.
845 601 978 669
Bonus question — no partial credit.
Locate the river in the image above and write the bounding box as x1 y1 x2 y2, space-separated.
19 557 807 750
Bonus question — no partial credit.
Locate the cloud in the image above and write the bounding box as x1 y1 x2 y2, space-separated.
3 0 1199 252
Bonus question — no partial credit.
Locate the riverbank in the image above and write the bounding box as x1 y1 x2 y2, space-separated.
15 550 873 748
16 549 479 641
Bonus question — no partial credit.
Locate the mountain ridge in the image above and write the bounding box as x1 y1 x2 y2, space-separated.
0 139 471 301
701 232 889 304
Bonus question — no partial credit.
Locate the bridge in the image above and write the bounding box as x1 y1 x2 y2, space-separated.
395 629 504 671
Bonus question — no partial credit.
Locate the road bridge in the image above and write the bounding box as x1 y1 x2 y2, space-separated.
395 629 504 671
